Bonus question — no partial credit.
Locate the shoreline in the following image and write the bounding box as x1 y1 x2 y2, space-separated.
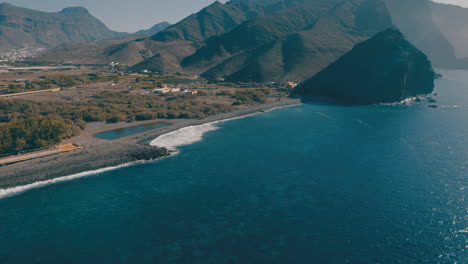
133 98 302 145
0 98 301 192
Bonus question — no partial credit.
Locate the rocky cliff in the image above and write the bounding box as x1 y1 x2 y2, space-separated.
295 29 435 104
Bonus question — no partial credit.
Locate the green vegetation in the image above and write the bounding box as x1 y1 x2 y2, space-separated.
0 92 234 155
231 89 270 105
0 115 81 155
0 71 279 155
0 73 120 95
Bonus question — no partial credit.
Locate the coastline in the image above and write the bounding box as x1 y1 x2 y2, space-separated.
133 98 302 145
0 98 301 192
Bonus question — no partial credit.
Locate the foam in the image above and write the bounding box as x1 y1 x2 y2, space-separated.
0 162 137 199
380 96 422 106
150 111 266 150
150 123 221 150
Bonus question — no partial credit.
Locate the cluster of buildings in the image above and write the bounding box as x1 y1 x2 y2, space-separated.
267 81 298 89
152 84 198 95
0 47 44 62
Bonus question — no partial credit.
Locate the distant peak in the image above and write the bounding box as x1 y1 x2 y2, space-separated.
0 2 14 8
209 1 224 7
60 7 90 15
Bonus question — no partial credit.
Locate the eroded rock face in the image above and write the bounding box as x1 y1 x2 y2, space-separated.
295 29 435 105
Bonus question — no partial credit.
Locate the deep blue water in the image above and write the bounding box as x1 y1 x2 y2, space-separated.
0 70 467 264
94 121 171 140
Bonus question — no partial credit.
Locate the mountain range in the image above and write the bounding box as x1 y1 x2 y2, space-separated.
12 0 468 82
0 3 124 50
0 3 171 52
177 0 393 82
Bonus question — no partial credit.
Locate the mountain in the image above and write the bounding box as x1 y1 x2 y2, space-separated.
429 1 468 59
35 1 268 67
295 29 435 104
383 0 456 67
151 1 264 43
33 35 151 65
31 0 460 77
0 3 124 51
135 22 171 36
178 0 393 82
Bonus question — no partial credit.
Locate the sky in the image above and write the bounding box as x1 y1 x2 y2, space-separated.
2 0 467 33
3 0 228 33
433 0 468 7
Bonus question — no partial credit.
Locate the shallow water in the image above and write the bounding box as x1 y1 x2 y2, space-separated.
94 121 171 140
0 70 466 263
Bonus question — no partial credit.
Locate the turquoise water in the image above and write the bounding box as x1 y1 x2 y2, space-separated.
0 70 467 263
94 121 171 140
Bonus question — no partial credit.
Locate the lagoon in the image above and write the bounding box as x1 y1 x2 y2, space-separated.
94 121 171 140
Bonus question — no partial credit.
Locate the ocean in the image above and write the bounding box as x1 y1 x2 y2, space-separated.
0 70 466 263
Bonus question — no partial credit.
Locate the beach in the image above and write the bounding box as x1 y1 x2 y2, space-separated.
0 98 301 189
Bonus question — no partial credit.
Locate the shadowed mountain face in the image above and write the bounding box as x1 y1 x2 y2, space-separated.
295 29 435 104
180 0 393 82
429 2 468 59
383 0 456 67
0 3 123 50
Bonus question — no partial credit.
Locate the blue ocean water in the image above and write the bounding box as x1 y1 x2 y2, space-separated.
0 70 467 264
94 121 171 140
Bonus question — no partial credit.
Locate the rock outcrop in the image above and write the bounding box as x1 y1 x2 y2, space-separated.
295 29 435 104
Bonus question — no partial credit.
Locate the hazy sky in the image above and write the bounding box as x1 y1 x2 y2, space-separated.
433 0 468 7
2 0 467 32
3 0 228 33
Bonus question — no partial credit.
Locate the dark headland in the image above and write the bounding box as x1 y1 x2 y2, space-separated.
295 29 436 104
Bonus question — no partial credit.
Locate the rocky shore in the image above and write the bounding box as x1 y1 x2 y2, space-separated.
0 143 170 189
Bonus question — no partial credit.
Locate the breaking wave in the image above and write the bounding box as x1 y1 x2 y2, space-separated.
150 113 263 150
380 96 429 106
0 162 137 199
150 123 221 150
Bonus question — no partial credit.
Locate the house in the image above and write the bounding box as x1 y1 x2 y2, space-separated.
180 89 198 95
153 84 181 94
286 82 298 88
